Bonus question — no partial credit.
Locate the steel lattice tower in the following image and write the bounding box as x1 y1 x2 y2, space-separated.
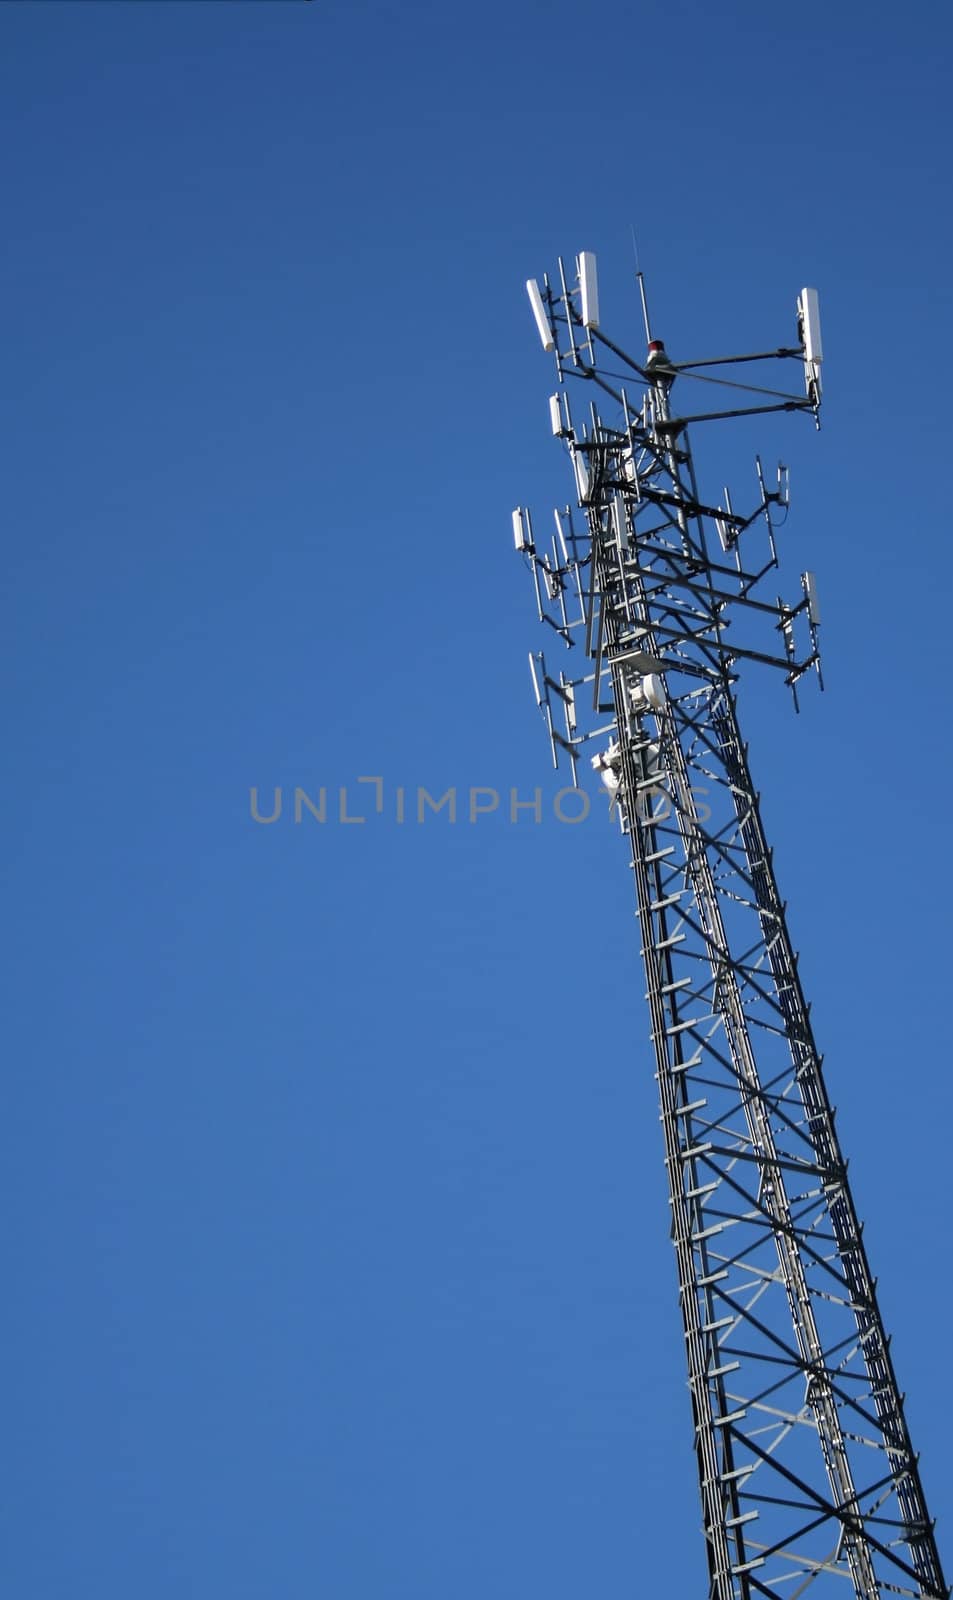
512 254 947 1600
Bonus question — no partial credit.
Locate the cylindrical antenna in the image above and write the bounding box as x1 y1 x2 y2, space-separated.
630 224 653 343
637 273 653 345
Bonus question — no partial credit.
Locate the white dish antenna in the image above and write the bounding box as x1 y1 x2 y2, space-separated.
629 673 665 716
592 741 621 792
643 673 665 711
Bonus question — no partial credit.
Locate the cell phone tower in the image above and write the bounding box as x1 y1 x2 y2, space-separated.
511 254 947 1600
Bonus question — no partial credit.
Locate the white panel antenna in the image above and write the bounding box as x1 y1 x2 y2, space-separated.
612 495 627 550
528 652 543 706
526 279 555 352
578 251 599 329
798 288 822 363
797 287 822 401
512 508 531 552
549 394 564 436
802 571 820 625
553 509 569 566
573 450 590 504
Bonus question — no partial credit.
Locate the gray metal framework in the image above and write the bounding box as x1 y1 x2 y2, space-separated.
512 256 947 1600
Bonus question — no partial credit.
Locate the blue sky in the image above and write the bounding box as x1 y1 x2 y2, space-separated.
2 2 951 1595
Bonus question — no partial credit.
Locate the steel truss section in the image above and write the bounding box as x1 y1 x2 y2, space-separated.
514 259 948 1600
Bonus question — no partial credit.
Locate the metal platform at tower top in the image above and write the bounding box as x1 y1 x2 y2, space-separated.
512 252 948 1600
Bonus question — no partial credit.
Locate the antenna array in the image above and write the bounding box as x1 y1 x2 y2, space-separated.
512 253 947 1600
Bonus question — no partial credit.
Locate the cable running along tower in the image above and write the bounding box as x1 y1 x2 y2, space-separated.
512 254 947 1600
